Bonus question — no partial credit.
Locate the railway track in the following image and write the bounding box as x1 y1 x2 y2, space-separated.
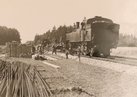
44 52 137 66
90 55 137 66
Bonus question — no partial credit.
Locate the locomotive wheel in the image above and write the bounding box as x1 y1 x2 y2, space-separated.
92 50 100 57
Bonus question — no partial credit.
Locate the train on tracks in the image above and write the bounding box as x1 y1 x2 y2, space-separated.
66 16 120 57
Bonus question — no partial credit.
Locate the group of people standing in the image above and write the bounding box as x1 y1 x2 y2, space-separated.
31 43 82 62
52 44 57 54
65 42 82 61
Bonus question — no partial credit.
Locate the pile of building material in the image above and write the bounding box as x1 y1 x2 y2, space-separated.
6 41 19 57
18 44 32 58
32 54 47 60
0 60 52 97
6 41 32 58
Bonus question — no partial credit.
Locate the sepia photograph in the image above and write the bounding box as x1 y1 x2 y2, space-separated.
0 0 137 97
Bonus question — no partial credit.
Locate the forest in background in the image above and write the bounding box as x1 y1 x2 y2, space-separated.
0 26 21 45
118 34 137 47
34 25 74 45
34 25 137 47
0 25 136 47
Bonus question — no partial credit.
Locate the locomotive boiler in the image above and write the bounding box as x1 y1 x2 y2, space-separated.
66 16 120 57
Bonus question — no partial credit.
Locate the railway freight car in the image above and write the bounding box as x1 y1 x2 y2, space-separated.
66 16 120 57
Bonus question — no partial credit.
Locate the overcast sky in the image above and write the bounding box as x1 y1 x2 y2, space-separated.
0 0 137 43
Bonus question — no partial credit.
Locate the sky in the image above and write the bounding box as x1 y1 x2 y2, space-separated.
0 0 137 43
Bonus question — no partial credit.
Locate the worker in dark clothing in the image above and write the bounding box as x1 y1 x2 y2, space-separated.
78 46 81 62
37 45 43 55
81 22 85 29
65 40 70 59
65 49 69 59
52 45 57 54
31 46 35 55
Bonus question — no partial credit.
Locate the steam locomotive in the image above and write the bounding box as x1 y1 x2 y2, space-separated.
66 16 120 57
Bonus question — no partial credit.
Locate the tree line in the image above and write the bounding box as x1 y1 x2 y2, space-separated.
0 26 21 45
34 25 74 45
118 34 137 47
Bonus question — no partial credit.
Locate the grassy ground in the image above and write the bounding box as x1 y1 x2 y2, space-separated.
50 59 123 97
111 47 137 58
44 51 137 97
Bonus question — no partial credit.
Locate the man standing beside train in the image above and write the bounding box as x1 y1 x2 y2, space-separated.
65 40 70 59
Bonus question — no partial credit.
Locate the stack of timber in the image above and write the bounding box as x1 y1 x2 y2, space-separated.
18 44 32 58
6 41 32 58
6 41 19 57
0 60 52 97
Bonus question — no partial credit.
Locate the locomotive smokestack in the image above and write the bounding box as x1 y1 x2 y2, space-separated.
76 22 80 28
